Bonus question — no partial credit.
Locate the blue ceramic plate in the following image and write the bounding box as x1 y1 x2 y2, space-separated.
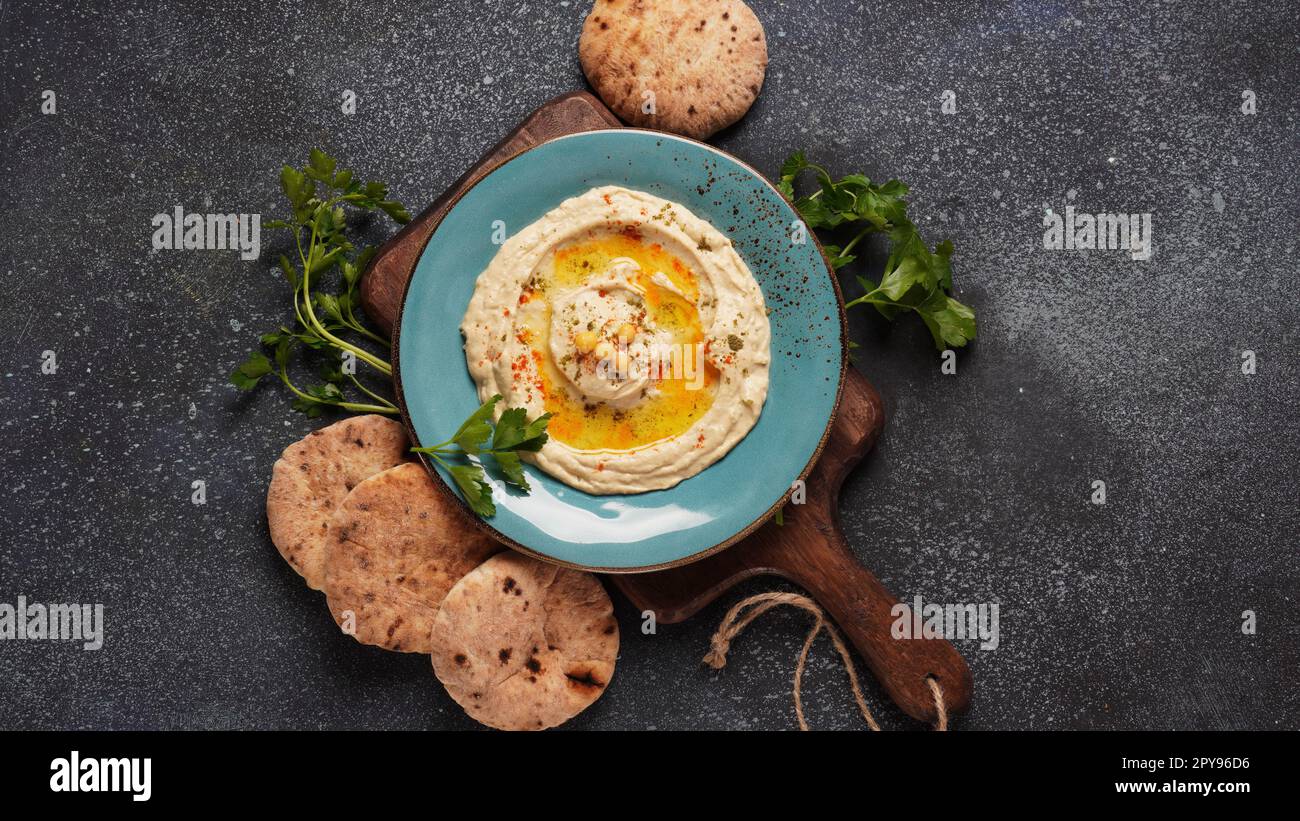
394 130 845 571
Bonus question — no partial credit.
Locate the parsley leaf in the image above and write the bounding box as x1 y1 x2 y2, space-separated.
491 406 553 452
448 464 495 517
492 451 530 492
779 151 977 350
229 351 273 390
451 394 501 454
233 149 411 417
411 395 551 517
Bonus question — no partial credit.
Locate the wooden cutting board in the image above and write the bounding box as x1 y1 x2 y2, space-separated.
360 92 971 724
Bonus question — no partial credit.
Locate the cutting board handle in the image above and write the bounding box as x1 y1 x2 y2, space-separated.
774 371 972 717
766 507 974 723
770 372 973 721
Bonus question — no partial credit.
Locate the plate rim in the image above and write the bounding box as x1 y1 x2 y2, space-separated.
390 128 848 573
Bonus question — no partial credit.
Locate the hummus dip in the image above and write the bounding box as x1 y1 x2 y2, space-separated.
461 186 771 494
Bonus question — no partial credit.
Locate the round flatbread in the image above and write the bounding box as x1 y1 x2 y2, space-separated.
266 414 410 590
579 0 768 139
322 462 498 653
430 552 619 731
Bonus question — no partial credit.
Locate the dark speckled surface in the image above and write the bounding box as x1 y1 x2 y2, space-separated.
0 0 1296 730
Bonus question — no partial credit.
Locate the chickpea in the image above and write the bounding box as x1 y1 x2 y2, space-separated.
594 341 615 361
615 323 637 344
574 330 598 353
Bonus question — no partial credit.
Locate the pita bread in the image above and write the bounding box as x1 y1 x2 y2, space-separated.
430 552 619 730
579 0 768 139
322 462 498 653
266 414 410 590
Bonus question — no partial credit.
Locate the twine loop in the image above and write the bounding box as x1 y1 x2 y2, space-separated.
704 591 948 731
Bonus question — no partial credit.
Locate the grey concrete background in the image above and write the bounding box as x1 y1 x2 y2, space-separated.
0 0 1296 730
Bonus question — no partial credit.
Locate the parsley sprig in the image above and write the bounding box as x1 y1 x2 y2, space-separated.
229 149 411 416
411 395 552 517
778 151 976 350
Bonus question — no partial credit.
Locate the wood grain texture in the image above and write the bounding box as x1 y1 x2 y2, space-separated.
359 90 971 723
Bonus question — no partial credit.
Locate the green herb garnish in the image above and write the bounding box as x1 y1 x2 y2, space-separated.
778 151 976 350
230 148 411 416
411 395 552 517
